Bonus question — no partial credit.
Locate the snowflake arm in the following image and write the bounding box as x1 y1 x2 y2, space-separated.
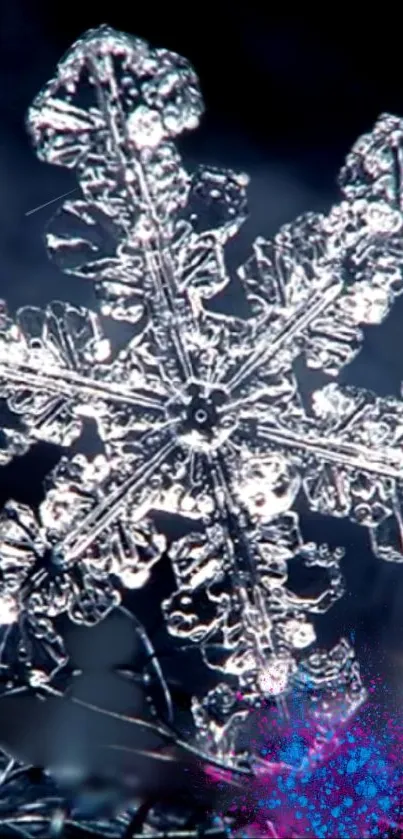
236 199 403 387
0 299 168 461
256 383 403 559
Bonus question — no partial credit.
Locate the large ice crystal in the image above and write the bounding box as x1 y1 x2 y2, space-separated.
0 21 403 835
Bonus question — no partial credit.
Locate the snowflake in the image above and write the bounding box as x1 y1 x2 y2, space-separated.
0 21 403 836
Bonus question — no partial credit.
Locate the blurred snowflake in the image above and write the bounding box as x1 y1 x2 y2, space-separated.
0 22 403 836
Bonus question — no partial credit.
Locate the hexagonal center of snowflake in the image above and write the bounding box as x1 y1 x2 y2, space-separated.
166 381 236 452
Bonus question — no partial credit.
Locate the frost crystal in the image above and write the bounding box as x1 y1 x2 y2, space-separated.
0 21 403 835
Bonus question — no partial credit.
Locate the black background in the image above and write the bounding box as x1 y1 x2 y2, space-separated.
1 2 403 835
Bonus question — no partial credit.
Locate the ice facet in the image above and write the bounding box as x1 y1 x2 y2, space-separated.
2 20 403 833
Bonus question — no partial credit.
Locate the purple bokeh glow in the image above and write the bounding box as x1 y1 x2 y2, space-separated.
206 679 403 838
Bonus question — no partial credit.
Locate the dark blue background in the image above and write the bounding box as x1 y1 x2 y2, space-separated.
1 3 403 834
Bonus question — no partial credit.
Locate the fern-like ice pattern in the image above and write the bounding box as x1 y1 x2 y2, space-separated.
0 22 403 835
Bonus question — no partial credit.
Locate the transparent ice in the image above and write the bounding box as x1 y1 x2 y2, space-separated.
0 22 403 835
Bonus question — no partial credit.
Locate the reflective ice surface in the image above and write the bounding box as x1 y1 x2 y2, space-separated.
1 22 403 835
